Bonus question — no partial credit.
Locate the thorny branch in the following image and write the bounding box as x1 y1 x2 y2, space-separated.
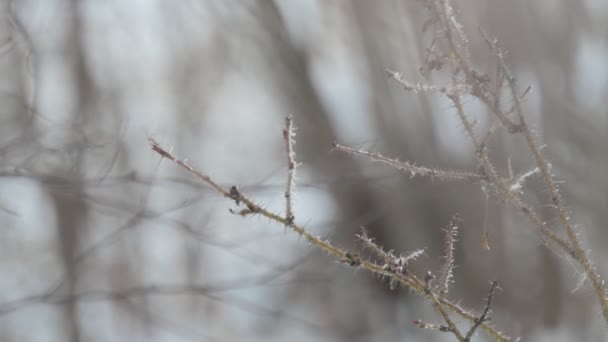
438 220 458 297
332 143 480 182
283 115 297 225
148 138 510 342
465 281 499 341
419 0 608 324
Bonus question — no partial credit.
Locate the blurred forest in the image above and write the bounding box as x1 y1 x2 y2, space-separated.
1 0 607 341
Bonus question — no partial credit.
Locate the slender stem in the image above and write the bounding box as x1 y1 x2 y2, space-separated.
148 138 510 342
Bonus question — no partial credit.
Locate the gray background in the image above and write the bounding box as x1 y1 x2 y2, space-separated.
0 1 607 341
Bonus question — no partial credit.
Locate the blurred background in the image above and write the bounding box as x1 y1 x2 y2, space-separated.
0 0 607 341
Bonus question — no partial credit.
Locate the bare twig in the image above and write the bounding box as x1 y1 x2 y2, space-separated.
148 137 510 342
283 115 296 224
333 143 480 182
465 281 499 341
386 69 442 93
149 137 228 197
438 220 458 296
479 28 608 322
356 227 425 290
410 0 608 329
413 319 453 333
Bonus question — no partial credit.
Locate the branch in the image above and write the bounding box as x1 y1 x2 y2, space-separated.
333 143 480 182
282 115 296 224
438 220 458 296
148 137 510 342
465 281 499 341
479 29 608 322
